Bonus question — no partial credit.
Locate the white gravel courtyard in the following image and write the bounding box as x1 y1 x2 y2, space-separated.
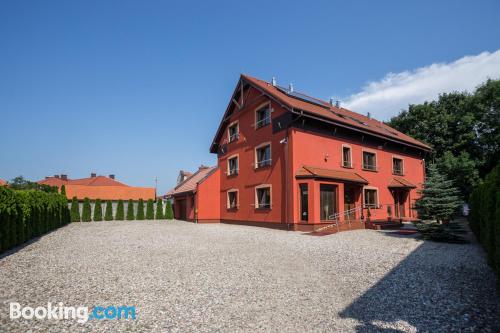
0 220 499 332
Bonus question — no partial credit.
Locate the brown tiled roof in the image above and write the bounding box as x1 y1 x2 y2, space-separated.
65 185 155 200
237 75 431 151
0 179 6 186
296 165 368 184
388 177 417 188
169 166 218 196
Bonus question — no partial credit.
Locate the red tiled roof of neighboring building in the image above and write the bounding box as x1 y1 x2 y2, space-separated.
38 175 127 187
65 185 155 201
38 177 69 187
0 179 7 186
296 165 368 184
169 166 218 196
388 177 417 188
212 75 431 151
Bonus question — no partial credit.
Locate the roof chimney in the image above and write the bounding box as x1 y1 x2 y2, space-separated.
335 100 340 108
367 112 371 119
60 174 67 181
199 165 209 170
271 77 277 87
54 175 60 179
90 173 96 178
288 83 294 93
109 174 115 179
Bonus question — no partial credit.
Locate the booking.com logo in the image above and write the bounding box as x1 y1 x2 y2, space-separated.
10 302 136 323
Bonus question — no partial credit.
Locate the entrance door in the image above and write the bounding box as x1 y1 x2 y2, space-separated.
320 184 337 220
394 190 406 218
344 186 356 220
178 199 187 220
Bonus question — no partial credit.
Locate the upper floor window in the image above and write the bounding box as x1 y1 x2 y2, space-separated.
255 144 271 168
227 190 238 209
227 155 239 176
255 185 271 209
342 146 352 168
228 122 239 143
364 188 378 208
362 151 377 171
255 105 271 129
392 157 404 175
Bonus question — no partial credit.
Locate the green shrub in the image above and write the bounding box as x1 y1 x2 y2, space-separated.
115 200 124 220
155 199 164 219
82 198 92 222
0 186 70 254
60 185 66 196
70 196 80 222
126 199 135 220
93 199 103 221
136 199 145 220
146 199 154 220
104 200 113 221
165 201 174 220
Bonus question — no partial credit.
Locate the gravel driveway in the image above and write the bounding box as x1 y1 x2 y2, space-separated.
0 220 498 332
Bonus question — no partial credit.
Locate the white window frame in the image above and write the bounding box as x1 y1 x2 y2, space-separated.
254 142 272 169
341 144 353 168
254 102 272 129
227 189 239 209
227 120 239 143
392 155 404 175
255 184 272 209
363 186 379 209
362 149 378 171
227 154 239 176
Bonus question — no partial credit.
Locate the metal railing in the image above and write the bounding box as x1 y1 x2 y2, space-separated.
362 164 378 171
255 116 271 129
315 206 364 233
255 159 272 168
228 133 239 143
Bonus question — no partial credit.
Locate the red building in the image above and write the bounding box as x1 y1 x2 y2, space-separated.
206 75 430 231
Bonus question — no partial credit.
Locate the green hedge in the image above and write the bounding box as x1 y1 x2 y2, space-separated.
469 164 500 278
0 187 70 254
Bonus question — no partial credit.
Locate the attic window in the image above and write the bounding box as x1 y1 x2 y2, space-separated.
228 122 239 143
255 105 271 129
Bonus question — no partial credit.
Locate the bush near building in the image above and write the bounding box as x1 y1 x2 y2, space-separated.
104 200 113 221
155 199 164 219
126 199 135 220
0 186 70 254
165 201 174 220
82 198 92 222
93 199 103 221
469 164 500 278
136 199 145 220
116 200 125 220
70 196 80 222
146 199 154 219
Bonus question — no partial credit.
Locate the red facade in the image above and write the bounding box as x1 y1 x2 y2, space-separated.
184 75 430 229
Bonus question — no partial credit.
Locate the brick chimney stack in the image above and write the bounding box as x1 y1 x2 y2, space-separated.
109 174 115 179
91 173 96 178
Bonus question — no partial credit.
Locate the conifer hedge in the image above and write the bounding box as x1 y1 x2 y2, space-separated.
469 164 500 278
82 198 92 222
146 199 154 220
165 201 174 220
136 199 145 220
126 199 135 220
93 199 103 221
104 200 113 221
70 196 80 222
155 199 163 219
0 186 70 254
116 200 125 220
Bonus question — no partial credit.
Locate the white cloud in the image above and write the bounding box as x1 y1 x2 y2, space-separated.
343 50 500 120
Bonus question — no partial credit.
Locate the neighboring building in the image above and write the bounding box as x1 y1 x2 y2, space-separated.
0 179 7 186
37 173 155 200
167 166 220 222
205 74 430 230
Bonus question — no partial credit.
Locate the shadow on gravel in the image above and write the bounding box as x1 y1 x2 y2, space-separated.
338 238 500 332
0 236 42 260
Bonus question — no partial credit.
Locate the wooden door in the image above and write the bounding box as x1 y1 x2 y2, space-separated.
178 199 187 220
394 191 406 218
344 186 356 220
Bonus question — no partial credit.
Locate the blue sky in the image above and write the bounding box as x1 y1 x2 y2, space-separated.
1 0 499 193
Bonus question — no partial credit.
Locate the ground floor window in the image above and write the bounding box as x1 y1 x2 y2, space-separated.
299 184 308 221
255 186 271 209
320 184 337 220
364 188 378 208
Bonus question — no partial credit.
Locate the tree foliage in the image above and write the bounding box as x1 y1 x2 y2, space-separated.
8 175 58 193
136 199 145 220
155 199 164 219
93 199 103 221
60 185 66 196
126 199 135 220
146 199 154 220
165 201 174 220
414 164 462 223
70 196 80 222
388 79 500 198
104 200 113 221
82 198 92 222
115 200 124 220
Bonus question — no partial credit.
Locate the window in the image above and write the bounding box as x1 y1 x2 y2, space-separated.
227 156 238 176
392 157 404 175
255 105 271 129
228 122 239 143
255 144 271 168
342 146 352 168
320 184 337 220
227 190 238 209
300 184 308 221
255 186 271 209
362 151 377 171
364 188 378 208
